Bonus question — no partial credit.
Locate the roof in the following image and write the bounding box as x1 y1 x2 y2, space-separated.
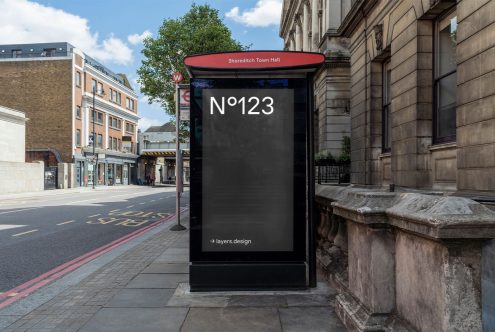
145 122 175 133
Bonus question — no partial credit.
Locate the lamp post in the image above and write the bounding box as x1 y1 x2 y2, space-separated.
91 85 104 189
92 86 96 189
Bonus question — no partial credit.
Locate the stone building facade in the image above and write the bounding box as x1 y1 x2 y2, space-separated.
0 43 139 187
281 0 495 196
341 0 495 196
280 0 352 157
281 1 495 331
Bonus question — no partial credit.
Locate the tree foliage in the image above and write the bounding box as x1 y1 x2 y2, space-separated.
138 4 247 117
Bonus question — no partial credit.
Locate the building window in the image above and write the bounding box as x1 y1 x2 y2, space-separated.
108 136 112 149
97 82 103 95
91 79 97 93
109 89 121 104
75 71 81 87
125 123 134 134
434 10 457 144
97 134 103 148
41 48 56 57
91 110 103 124
76 129 81 146
118 119 122 129
118 138 121 151
12 49 22 58
126 98 135 111
113 138 117 150
382 59 392 152
76 105 81 118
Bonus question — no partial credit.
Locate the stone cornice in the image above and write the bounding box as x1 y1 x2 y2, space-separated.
317 186 495 241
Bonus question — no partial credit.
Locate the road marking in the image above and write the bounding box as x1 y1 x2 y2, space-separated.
0 208 38 215
110 209 120 212
0 225 26 231
126 205 134 208
151 200 156 202
0 210 186 310
57 220 75 226
139 203 145 205
12 229 38 237
88 214 101 218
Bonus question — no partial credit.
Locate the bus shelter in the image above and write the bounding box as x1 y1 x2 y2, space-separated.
184 51 325 291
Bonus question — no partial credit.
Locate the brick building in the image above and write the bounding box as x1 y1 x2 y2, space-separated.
280 0 495 197
0 42 139 187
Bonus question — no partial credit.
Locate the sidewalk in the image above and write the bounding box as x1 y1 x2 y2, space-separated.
0 213 344 332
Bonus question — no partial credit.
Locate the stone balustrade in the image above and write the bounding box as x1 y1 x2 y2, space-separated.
316 185 495 331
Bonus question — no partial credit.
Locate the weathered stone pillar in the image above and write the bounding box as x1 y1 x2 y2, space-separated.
319 186 495 332
332 192 397 330
295 21 302 51
311 0 319 51
303 2 309 51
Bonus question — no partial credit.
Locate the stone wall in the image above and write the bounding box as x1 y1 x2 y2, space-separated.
0 161 44 194
316 184 495 331
456 0 495 193
340 0 495 194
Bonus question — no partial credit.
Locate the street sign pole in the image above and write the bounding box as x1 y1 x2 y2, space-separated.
171 74 186 232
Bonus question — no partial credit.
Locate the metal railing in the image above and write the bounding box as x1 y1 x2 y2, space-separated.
315 161 350 184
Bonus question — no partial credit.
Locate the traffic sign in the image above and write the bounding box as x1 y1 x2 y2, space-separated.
179 88 190 108
172 72 183 84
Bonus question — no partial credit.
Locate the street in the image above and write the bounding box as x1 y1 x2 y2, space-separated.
0 186 188 294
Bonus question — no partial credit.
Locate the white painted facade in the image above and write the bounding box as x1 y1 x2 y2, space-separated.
0 105 27 162
0 105 43 193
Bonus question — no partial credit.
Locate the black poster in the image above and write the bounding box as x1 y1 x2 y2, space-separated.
201 89 294 252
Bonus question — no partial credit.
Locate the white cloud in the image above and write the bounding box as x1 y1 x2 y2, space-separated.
128 30 152 45
226 0 282 27
0 0 133 65
138 116 162 131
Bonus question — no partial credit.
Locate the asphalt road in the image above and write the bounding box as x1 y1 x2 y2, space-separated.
0 186 188 293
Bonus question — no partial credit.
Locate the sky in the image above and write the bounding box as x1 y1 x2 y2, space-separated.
0 0 284 130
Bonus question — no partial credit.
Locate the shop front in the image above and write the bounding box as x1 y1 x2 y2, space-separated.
76 148 138 187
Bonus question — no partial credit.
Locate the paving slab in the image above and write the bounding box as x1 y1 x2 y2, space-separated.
142 263 189 274
78 307 188 332
227 295 287 307
180 307 282 332
105 289 175 308
125 274 188 289
163 248 189 255
154 252 189 263
285 294 333 307
279 307 345 332
0 315 21 330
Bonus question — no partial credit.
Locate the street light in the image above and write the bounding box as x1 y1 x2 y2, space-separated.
92 85 104 189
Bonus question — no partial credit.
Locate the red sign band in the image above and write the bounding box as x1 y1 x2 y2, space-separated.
184 51 325 70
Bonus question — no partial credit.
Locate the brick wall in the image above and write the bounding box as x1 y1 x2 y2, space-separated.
0 60 73 162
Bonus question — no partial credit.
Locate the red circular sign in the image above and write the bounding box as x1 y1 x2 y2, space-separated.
172 72 183 83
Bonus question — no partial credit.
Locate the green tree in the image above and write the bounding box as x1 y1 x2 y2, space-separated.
138 4 247 130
